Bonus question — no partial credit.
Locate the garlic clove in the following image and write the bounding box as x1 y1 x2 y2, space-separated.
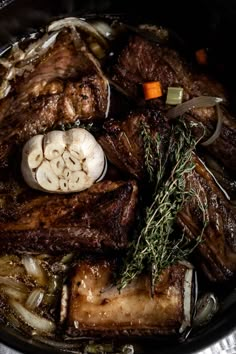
63 168 72 181
59 179 69 192
22 128 107 193
68 171 91 191
62 151 82 172
43 131 66 160
96 156 108 182
22 135 44 169
36 161 59 191
50 156 65 177
85 144 106 181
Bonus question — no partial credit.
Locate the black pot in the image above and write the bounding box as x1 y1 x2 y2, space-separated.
0 0 236 353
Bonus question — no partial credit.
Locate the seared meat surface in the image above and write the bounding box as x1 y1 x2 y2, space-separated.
0 180 138 253
112 35 236 175
178 155 236 282
0 29 109 166
66 259 194 336
99 109 170 179
99 109 236 282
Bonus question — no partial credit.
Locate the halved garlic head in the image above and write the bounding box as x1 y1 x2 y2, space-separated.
21 128 107 193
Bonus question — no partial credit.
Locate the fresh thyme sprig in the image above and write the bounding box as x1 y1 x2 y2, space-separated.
119 119 205 290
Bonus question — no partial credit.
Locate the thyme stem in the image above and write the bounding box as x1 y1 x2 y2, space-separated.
119 119 205 290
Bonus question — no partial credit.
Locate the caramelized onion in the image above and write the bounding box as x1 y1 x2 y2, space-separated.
0 285 27 302
193 293 219 327
22 256 47 286
10 300 55 333
25 289 45 310
179 268 195 333
90 21 115 40
166 96 223 119
201 104 223 146
0 255 25 277
0 276 28 292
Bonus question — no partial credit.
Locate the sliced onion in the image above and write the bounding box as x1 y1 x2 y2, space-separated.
10 300 55 333
0 255 25 277
19 31 59 68
0 285 27 302
25 289 45 310
166 96 223 119
105 82 111 118
48 17 108 48
201 104 223 146
193 293 219 327
0 276 28 292
179 268 194 333
60 285 68 323
0 79 11 99
22 256 47 286
0 57 12 68
90 21 115 40
198 156 230 200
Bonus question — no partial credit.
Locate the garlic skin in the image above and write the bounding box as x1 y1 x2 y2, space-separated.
21 128 107 193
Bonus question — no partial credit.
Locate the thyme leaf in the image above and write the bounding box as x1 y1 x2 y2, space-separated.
119 119 205 290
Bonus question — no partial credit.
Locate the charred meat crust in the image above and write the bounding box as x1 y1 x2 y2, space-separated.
66 259 191 337
112 35 236 175
0 180 138 253
178 154 236 282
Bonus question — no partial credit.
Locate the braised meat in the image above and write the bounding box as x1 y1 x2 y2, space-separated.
98 109 170 179
0 180 138 253
178 155 236 282
99 108 236 282
0 29 109 167
111 35 236 175
66 259 194 336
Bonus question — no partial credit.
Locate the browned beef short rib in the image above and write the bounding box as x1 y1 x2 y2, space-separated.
0 180 138 253
99 108 236 282
66 258 194 336
111 35 236 175
0 29 109 167
98 109 170 179
178 154 236 282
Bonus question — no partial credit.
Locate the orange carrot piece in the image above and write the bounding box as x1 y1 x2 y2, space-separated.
195 48 208 65
142 81 162 100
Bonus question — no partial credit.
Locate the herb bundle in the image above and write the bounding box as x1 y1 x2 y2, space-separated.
119 119 204 290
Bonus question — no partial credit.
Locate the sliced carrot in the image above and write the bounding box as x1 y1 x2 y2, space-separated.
195 48 208 65
142 81 162 100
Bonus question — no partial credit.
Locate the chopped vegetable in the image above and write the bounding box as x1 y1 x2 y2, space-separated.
142 81 162 100
195 49 208 65
166 87 183 105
